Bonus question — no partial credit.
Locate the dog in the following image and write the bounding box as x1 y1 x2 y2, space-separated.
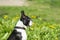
7 10 33 40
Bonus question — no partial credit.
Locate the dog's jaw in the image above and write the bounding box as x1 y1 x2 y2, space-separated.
16 20 27 29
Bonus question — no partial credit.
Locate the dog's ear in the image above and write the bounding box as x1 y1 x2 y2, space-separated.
21 10 26 18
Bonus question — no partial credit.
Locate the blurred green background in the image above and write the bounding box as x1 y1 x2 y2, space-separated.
0 0 60 40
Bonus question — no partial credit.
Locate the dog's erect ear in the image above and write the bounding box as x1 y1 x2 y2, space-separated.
21 10 26 18
21 10 25 15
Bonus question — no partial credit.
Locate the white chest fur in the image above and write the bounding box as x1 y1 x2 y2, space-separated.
15 20 27 40
15 29 27 40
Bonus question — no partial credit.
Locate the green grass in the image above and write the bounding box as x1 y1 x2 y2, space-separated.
0 0 60 40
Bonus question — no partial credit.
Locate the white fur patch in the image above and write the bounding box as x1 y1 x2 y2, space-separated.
29 20 32 26
16 20 27 28
15 29 27 40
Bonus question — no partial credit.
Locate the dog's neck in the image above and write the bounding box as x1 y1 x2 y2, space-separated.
16 20 27 29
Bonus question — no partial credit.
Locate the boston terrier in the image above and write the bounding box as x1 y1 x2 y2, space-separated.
7 10 32 40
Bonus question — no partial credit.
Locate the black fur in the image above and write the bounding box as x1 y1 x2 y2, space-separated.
20 11 31 26
7 30 22 40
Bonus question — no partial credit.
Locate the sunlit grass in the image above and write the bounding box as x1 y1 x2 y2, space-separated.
0 7 60 40
0 0 60 40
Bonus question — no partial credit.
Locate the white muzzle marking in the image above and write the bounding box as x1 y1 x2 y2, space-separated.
29 20 32 26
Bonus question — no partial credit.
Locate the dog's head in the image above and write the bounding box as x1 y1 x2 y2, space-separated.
20 10 32 27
